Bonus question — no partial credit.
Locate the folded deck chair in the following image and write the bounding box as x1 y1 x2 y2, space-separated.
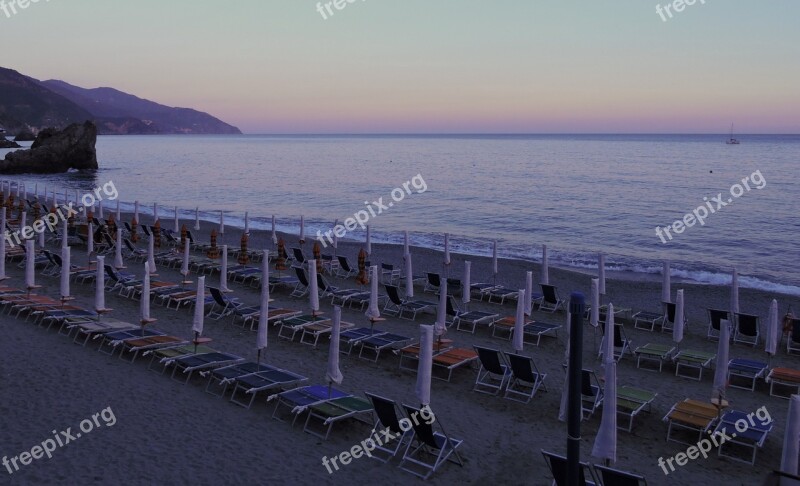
672 349 715 381
359 332 412 362
334 256 357 278
384 284 435 320
538 284 564 313
365 393 413 462
592 464 648 486
633 343 675 372
767 367 800 398
581 369 604 420
662 301 688 333
207 286 241 320
290 267 310 298
713 409 773 465
632 307 665 332
278 315 329 342
734 312 760 347
299 319 355 347
728 358 768 391
617 386 657 432
707 308 731 341
447 296 498 334
399 404 463 480
118 335 188 363
432 347 478 382
504 352 548 403
167 352 244 384
269 385 348 425
598 324 632 362
304 395 374 440
541 450 598 486
229 366 308 409
788 318 800 355
663 398 718 445
472 346 511 395
340 327 387 355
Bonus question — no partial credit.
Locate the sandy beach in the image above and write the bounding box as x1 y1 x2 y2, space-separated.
1 208 799 486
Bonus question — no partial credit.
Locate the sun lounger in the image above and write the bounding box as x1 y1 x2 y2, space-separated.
633 343 675 372
472 346 511 395
399 404 463 480
517 320 561 346
432 347 478 382
167 352 245 383
734 312 760 347
147 344 217 374
767 367 800 398
599 324 633 362
299 319 355 347
713 409 773 465
447 297 498 334
68 318 138 346
617 386 657 432
97 328 166 355
117 335 189 362
277 315 329 341
661 301 688 333
384 284 435 320
365 393 413 462
504 352 548 403
728 358 768 391
340 327 387 355
707 308 730 341
592 464 648 486
581 369 604 420
359 332 413 362
538 284 564 313
788 318 800 355
541 450 598 486
229 366 308 409
204 362 276 397
304 395 374 440
335 256 358 279
672 349 715 380
632 308 665 332
663 398 719 445
484 286 518 305
241 307 303 331
397 340 454 371
269 384 348 425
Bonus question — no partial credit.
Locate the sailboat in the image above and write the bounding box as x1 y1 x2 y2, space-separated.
726 124 740 144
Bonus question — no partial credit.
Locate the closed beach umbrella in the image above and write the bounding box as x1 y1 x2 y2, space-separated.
313 241 322 274
403 230 409 256
592 361 618 463
356 248 368 285
366 265 381 320
114 227 125 269
153 202 158 224
257 254 270 364
713 318 730 401
220 245 230 292
20 211 26 231
181 239 190 278
147 232 156 273
767 299 779 357
602 303 615 365
38 221 45 248
87 222 94 255
416 324 434 406
192 276 205 336
299 215 305 243
98 202 104 219
61 218 68 249
405 253 414 299
590 278 600 328
463 261 472 306
492 240 498 277
326 306 344 386
309 259 320 314
60 246 70 299
598 253 606 295
781 395 800 475
173 206 179 233
219 211 225 235
271 215 277 244
365 225 371 254
730 268 739 317
443 233 450 266
435 277 447 338
0 208 6 280
194 207 200 231
524 270 533 316
673 289 685 345
541 244 549 285
275 238 287 272
513 289 526 352
95 255 106 312
244 211 249 235
141 262 152 323
662 261 671 303
134 200 139 223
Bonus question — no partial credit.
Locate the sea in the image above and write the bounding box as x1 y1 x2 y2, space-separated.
2 134 799 295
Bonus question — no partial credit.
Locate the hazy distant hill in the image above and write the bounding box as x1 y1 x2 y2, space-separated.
0 66 241 135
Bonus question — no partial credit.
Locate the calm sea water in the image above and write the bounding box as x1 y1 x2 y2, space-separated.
3 134 799 294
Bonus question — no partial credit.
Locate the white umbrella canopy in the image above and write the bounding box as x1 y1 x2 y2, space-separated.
271 215 277 244
173 206 179 233
181 239 190 278
365 225 371 254
219 211 225 235
513 289 526 352
94 255 107 312
492 240 498 277
540 244 549 285
730 268 739 317
61 218 68 249
602 303 615 366
25 239 36 289
299 215 305 243
114 227 125 269
60 246 71 299
141 262 152 323
244 211 249 235
558 308 572 422
712 319 731 401
598 253 606 295
309 259 320 314
257 254 270 358
662 261 671 303
590 278 600 328
463 261 472 306
326 306 344 386
443 233 450 266
194 207 200 231
87 222 94 255
134 200 139 223
192 276 206 336
0 208 6 280
416 324 434 406
147 232 156 273
435 277 448 337
673 289 685 345
152 202 158 224
366 265 381 320
524 271 533 316
405 253 414 299
219 245 231 292
781 395 800 475
592 361 618 463
767 299 780 356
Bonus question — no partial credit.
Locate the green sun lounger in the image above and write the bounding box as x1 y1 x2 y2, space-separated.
673 349 715 381
617 385 658 432
304 396 374 440
634 343 676 372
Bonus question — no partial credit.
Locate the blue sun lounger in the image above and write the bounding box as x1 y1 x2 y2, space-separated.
713 409 773 465
727 358 769 391
270 385 348 425
166 352 244 384
229 366 308 409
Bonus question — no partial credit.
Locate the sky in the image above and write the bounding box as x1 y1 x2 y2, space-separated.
1 0 799 134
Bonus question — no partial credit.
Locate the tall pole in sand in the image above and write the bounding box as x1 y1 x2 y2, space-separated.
567 292 585 486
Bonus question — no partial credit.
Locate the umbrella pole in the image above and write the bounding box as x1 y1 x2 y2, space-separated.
567 293 585 486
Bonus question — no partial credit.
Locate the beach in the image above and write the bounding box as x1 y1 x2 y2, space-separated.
1 206 799 486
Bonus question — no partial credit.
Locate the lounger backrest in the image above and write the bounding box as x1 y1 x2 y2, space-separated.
542 285 557 304
186 230 195 243
385 285 403 305
381 263 393 271
208 287 229 307
52 253 63 267
736 313 759 336
103 232 114 246
613 324 626 347
542 451 590 486
595 465 644 486
104 265 120 282
124 239 136 252
365 392 404 435
402 405 439 449
426 272 440 287
506 353 535 382
316 274 329 292
294 267 309 287
708 309 728 330
665 302 676 323
792 319 800 344
124 222 132 231
292 247 305 263
445 296 459 318
581 370 597 397
337 256 351 271
475 346 505 375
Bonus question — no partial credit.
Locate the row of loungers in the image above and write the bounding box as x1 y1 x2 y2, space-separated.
542 450 648 486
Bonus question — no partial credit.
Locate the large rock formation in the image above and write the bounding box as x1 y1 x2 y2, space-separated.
13 129 36 141
0 121 98 174
0 139 21 148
